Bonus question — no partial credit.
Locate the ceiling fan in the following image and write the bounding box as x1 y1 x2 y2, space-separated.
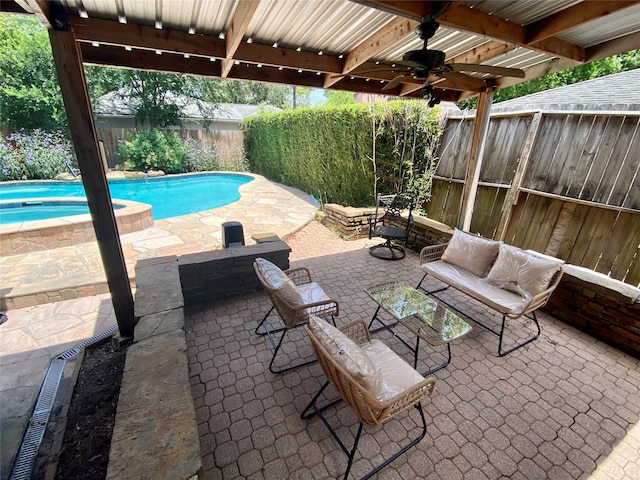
379 16 525 97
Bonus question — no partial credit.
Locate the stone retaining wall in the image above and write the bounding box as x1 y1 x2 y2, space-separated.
322 203 454 249
110 239 292 479
544 265 640 358
178 240 291 307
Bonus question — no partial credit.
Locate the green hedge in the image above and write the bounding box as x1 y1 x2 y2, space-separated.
244 101 442 207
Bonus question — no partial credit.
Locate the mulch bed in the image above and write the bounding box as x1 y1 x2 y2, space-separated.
53 340 126 480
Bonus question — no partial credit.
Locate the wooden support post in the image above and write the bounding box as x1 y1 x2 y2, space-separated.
495 111 544 240
458 88 493 231
48 28 135 339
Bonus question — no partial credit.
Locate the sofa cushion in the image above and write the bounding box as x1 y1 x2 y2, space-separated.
486 244 562 298
255 257 304 307
441 228 500 277
361 339 425 402
308 316 379 391
423 260 529 316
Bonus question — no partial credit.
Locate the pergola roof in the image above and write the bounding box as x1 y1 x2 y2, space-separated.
8 0 640 101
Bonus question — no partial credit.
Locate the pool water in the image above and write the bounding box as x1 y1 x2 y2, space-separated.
0 173 252 224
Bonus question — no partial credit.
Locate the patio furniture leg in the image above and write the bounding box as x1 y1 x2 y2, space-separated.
255 306 275 335
416 273 450 295
302 381 428 480
498 311 541 357
269 327 317 374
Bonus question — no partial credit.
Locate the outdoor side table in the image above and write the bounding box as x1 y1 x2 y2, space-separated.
365 281 473 376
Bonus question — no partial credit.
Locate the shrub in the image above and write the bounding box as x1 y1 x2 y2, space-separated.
0 129 75 181
182 138 219 172
117 129 186 174
218 145 249 172
244 101 443 207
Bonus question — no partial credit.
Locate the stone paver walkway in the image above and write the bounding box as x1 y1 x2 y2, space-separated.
186 221 640 480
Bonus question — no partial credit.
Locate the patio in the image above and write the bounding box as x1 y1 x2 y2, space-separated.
185 221 640 479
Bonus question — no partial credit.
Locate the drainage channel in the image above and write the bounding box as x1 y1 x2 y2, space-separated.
9 324 119 480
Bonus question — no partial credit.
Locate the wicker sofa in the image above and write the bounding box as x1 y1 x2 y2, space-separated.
417 228 564 356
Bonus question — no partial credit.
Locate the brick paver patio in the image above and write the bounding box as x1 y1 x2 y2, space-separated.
185 221 640 480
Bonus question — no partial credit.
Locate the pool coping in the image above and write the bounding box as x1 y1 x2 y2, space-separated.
0 173 320 310
0 198 154 254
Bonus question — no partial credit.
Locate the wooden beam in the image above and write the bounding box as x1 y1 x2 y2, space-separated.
324 16 418 88
526 1 640 44
359 1 587 61
221 0 260 78
446 40 516 66
459 87 493 231
72 16 227 58
439 3 585 62
72 16 342 74
13 0 53 28
49 29 135 338
80 43 223 77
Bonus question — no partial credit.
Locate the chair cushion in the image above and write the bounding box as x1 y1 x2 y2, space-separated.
297 282 332 316
361 339 425 402
486 244 562 298
441 228 500 277
423 260 530 316
254 258 304 306
308 316 379 391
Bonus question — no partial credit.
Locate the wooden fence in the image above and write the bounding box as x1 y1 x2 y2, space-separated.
424 109 640 287
96 127 245 170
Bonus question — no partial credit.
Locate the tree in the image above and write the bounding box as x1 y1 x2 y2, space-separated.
195 77 310 109
0 14 67 131
322 90 356 106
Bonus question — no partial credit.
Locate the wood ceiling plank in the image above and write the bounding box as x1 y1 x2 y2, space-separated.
525 1 640 44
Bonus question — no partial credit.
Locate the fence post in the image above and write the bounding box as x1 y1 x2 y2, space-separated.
458 88 493 231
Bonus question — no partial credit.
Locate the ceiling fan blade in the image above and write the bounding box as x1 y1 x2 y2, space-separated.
382 74 410 91
449 63 526 78
433 72 486 91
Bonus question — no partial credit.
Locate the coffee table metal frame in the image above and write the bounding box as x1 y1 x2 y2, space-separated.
365 281 472 376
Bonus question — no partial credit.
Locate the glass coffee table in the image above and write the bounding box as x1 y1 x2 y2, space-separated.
365 281 472 376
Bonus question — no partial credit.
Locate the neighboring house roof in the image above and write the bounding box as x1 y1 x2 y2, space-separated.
93 89 282 121
491 69 640 112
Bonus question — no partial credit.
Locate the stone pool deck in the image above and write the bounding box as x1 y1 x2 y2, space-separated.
0 174 319 311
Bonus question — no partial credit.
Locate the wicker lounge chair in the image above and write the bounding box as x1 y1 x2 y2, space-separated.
253 258 339 374
301 317 436 479
368 194 414 260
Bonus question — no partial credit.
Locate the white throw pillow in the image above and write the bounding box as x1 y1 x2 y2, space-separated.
441 228 500 277
308 316 379 391
255 257 304 306
486 244 561 299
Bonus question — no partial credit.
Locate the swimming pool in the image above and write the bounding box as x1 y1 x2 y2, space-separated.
0 172 252 224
